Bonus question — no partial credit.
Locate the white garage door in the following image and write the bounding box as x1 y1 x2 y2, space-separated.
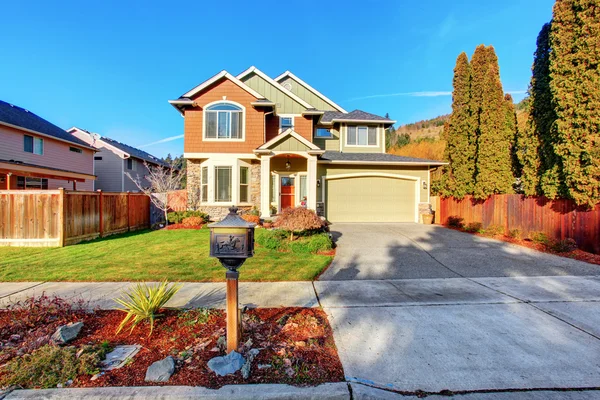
326 176 416 222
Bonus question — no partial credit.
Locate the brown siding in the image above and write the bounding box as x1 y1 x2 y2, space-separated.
184 79 265 153
294 115 314 142
265 114 280 142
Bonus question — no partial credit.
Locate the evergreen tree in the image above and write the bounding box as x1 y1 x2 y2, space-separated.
549 0 600 207
442 52 476 198
473 46 514 199
503 94 519 185
518 23 554 196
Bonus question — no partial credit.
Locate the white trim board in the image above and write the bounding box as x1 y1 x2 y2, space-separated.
256 128 322 151
179 70 265 100
274 70 347 113
236 66 314 110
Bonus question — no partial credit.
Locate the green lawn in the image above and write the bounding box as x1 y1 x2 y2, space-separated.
0 229 333 282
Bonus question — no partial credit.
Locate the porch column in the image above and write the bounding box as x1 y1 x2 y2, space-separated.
307 155 317 211
260 155 272 218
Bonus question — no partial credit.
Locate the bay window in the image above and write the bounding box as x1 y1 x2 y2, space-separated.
204 103 243 139
346 125 378 146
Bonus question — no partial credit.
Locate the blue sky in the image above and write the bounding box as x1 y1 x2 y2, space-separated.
0 0 554 158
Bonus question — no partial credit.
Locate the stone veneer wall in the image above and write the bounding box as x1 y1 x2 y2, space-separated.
186 158 262 221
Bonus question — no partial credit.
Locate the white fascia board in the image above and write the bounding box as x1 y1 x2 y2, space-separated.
257 128 321 151
321 118 397 125
275 70 348 113
69 127 130 159
183 152 258 159
236 66 315 110
181 70 265 100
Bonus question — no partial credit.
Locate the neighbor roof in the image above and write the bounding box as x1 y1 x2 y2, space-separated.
100 137 170 167
320 110 396 124
0 100 94 149
319 151 445 165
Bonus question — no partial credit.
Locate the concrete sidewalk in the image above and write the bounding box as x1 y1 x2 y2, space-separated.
0 281 318 310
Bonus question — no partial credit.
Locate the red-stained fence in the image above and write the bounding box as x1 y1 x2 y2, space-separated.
434 194 600 254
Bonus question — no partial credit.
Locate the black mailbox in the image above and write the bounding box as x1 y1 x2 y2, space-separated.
209 207 255 271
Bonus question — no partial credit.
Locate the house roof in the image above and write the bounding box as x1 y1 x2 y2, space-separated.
274 70 347 113
319 151 445 165
0 100 94 150
320 110 396 124
99 137 170 168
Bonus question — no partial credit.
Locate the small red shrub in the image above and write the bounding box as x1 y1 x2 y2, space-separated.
274 207 324 233
182 216 204 227
242 214 261 225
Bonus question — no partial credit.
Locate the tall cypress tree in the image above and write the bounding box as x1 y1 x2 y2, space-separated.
442 52 476 198
549 0 600 207
473 46 514 199
503 94 519 184
518 23 555 196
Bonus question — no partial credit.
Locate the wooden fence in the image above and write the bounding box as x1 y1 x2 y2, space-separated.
0 189 150 247
433 194 600 254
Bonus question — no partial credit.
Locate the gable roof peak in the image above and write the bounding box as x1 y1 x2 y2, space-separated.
273 70 347 113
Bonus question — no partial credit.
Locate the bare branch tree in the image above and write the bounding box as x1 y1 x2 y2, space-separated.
126 161 182 226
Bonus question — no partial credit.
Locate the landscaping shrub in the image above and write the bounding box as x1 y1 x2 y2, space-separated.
182 216 204 227
255 229 289 251
0 344 108 389
464 222 483 233
273 207 324 239
167 211 209 225
548 238 578 253
289 233 333 254
242 214 261 225
529 231 550 245
508 229 522 239
446 216 464 229
483 225 504 236
114 281 182 336
248 208 260 217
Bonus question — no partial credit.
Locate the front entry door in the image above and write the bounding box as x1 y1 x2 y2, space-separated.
280 176 295 210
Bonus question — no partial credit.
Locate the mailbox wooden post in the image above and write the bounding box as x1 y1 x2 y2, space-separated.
208 207 255 353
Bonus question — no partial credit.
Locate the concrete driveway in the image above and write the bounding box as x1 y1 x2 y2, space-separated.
317 223 600 397
319 223 599 280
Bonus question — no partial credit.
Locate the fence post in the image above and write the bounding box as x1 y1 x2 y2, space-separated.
58 188 66 247
127 191 131 232
97 190 103 237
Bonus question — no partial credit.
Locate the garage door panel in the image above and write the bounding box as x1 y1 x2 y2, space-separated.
326 176 416 223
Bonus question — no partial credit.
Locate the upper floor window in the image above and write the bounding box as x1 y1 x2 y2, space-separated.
280 117 294 131
205 102 243 140
127 158 136 170
347 125 378 146
24 135 43 155
69 146 82 154
315 127 333 138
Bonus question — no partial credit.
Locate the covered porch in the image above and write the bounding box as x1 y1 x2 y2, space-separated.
254 129 322 218
0 160 96 191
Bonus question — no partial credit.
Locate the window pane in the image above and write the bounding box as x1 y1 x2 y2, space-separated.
42 179 48 190
299 175 307 200
230 112 241 139
240 186 248 203
217 112 229 138
357 127 368 146
205 112 217 138
215 167 232 202
34 138 43 155
239 166 248 184
24 135 33 153
281 117 293 129
368 126 377 145
270 175 276 203
201 166 208 183
201 167 208 202
207 103 242 111
315 128 331 138
347 126 357 145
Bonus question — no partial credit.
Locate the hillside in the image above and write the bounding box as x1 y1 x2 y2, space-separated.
394 114 450 141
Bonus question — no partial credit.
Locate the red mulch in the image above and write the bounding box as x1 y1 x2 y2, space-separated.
448 227 600 266
1 305 343 389
164 224 203 230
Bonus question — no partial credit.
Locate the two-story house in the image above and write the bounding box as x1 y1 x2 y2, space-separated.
68 127 169 192
0 100 95 191
170 67 444 222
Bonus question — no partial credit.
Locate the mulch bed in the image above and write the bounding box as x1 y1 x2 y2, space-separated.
448 227 600 266
0 299 343 389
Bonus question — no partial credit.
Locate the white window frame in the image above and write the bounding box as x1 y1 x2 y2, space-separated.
203 100 245 142
345 125 380 147
199 157 252 206
24 135 44 155
278 114 296 133
314 127 333 139
201 166 208 203
214 166 233 203
126 158 136 170
239 165 250 204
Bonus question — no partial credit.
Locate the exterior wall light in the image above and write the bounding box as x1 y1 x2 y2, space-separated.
209 207 255 353
285 157 291 171
422 181 428 190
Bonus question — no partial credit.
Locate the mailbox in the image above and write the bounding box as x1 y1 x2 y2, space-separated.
209 207 255 271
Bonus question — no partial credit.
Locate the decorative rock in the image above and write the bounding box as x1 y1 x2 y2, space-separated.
207 351 245 377
51 322 83 344
90 372 105 381
145 356 176 382
241 349 260 379
257 363 272 370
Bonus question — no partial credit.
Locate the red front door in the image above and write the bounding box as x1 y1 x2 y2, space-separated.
280 177 295 210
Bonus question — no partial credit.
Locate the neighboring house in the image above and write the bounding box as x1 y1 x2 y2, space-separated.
169 67 445 222
0 100 95 191
68 127 169 192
